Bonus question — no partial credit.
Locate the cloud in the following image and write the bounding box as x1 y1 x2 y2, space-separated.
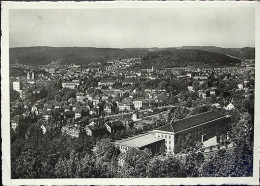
9 8 255 48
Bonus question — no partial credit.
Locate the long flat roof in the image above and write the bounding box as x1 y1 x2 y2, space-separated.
115 132 164 148
157 111 226 133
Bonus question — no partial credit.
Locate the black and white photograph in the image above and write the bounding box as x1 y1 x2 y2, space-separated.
1 2 259 185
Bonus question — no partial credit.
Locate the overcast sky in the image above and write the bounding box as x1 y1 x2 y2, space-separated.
9 8 255 48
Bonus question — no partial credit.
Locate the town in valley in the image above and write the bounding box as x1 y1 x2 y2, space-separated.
9 47 255 178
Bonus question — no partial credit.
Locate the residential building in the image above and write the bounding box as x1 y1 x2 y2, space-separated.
211 103 222 109
209 90 216 96
54 102 62 109
89 109 98 116
76 93 86 102
133 99 142 110
104 103 112 115
198 90 207 99
101 95 109 101
64 111 75 119
193 76 208 80
238 83 244 90
122 79 135 85
85 125 107 137
125 74 137 79
45 105 53 111
62 81 80 89
187 86 194 92
48 68 56 74
118 101 131 112
42 111 52 121
63 105 72 112
11 115 21 131
27 71 35 80
132 113 140 121
32 89 41 94
74 109 83 119
41 125 47 134
224 103 235 111
98 79 116 86
92 97 100 106
102 89 125 97
31 105 38 113
31 104 43 114
186 73 192 78
13 81 22 93
105 120 125 133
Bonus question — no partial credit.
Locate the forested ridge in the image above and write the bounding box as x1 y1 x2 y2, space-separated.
9 47 147 66
9 46 252 67
180 46 255 59
132 49 241 69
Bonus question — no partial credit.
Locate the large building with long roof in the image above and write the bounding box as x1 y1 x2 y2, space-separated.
153 111 231 154
114 111 231 155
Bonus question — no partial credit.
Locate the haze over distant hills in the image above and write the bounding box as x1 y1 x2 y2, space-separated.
9 47 147 66
179 46 255 60
9 46 254 67
132 49 242 69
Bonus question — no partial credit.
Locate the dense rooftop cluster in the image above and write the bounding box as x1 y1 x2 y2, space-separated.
9 56 254 178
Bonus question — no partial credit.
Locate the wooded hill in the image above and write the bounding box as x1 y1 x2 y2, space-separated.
9 46 252 67
180 46 255 60
9 47 147 66
132 49 242 69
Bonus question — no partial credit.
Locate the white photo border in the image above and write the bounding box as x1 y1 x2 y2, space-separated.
1 1 259 185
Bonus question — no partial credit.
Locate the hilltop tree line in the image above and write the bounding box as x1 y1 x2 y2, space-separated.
9 47 245 67
9 47 146 66
132 49 241 70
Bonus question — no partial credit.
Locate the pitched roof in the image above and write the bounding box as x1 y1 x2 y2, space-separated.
225 102 234 107
105 120 124 128
86 125 106 132
104 102 113 107
157 124 174 132
12 115 22 122
122 79 135 83
63 105 72 109
34 104 43 109
45 105 53 109
74 108 83 113
64 111 74 115
157 111 225 133
61 81 79 84
99 79 116 83
42 110 52 115
61 101 69 105
76 92 85 96
53 102 62 106
133 98 142 102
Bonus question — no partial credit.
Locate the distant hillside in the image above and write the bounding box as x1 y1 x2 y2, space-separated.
132 49 241 69
10 46 250 67
180 46 255 59
9 47 148 66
